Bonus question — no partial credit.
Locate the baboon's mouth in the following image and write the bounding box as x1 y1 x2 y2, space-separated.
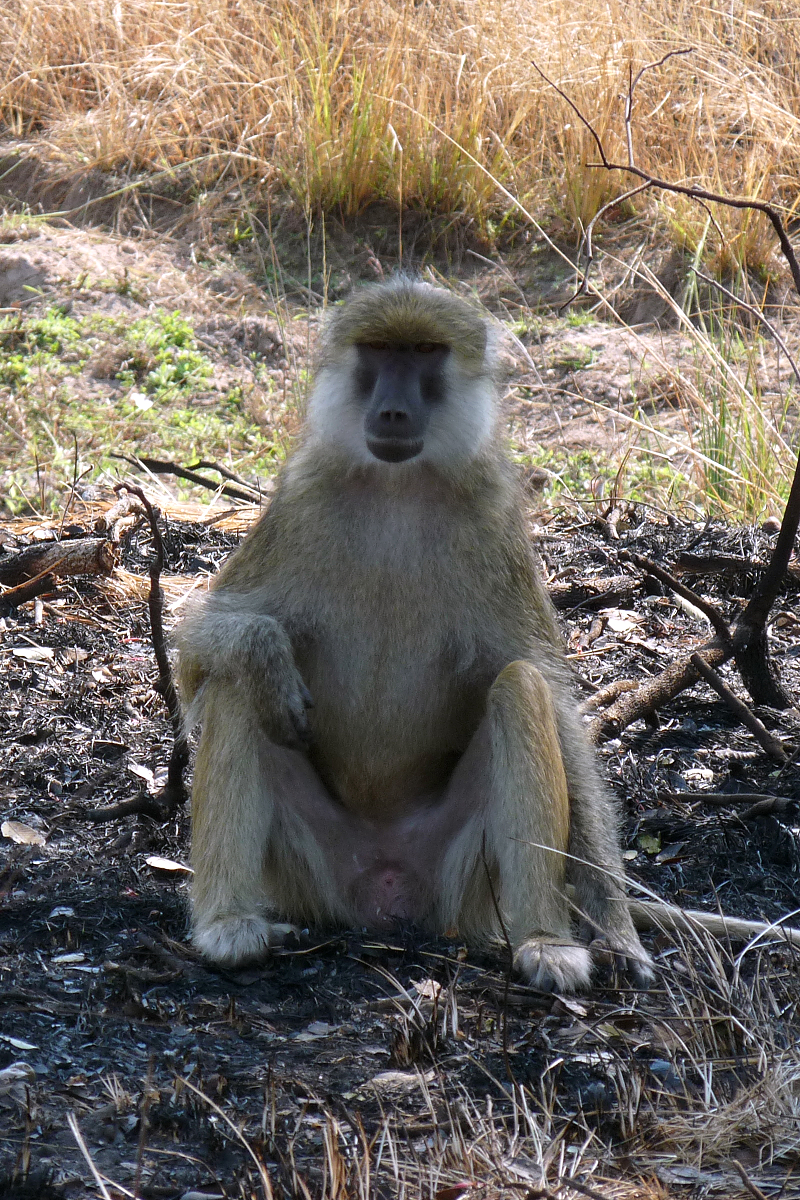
366 437 424 463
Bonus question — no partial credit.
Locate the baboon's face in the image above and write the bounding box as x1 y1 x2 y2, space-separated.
354 342 450 463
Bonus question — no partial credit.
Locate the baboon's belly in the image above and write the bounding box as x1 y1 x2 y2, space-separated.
296 632 487 816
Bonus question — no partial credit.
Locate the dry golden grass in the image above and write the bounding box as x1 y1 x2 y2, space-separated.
1 0 799 275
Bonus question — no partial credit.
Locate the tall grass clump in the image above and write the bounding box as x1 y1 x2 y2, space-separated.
1 0 799 268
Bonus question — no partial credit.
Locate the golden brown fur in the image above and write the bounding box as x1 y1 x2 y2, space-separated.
176 278 653 991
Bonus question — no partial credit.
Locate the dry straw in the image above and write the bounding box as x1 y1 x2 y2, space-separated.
1 0 799 267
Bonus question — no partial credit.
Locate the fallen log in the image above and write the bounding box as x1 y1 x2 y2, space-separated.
0 537 116 585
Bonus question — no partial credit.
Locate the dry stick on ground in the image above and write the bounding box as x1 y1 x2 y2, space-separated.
690 652 788 764
674 550 800 581
733 1161 771 1200
658 791 797 818
112 452 260 503
0 571 57 616
533 55 800 737
85 484 189 822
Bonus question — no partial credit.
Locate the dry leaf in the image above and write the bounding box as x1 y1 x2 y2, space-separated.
145 855 192 873
412 978 443 1001
128 762 155 785
2 819 46 846
11 646 54 662
435 1184 477 1200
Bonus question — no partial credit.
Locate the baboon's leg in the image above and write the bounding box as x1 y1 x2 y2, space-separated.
190 679 347 967
438 660 591 992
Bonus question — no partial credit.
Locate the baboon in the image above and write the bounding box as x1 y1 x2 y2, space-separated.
176 278 653 992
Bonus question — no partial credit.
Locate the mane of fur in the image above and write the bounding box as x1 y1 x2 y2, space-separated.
319 278 488 373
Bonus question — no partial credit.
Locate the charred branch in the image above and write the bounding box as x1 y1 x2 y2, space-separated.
0 537 116 586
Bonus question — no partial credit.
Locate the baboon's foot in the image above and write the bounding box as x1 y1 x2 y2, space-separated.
588 936 655 989
514 938 592 993
193 914 300 967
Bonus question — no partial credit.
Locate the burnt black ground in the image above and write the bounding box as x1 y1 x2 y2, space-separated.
0 506 798 1200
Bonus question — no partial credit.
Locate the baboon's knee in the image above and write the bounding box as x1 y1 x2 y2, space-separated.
490 659 553 713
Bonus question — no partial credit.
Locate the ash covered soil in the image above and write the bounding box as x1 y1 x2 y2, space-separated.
0 502 799 1200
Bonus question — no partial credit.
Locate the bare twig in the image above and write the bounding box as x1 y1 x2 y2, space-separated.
112 453 259 503
580 679 638 713
560 180 652 309
625 896 800 948
532 59 800 295
94 490 146 534
692 268 800 386
739 796 796 819
658 790 795 811
619 550 732 641
189 459 262 493
537 51 800 719
83 793 171 822
119 484 189 817
0 572 56 615
589 637 730 742
690 653 788 763
85 486 189 822
733 1160 770 1200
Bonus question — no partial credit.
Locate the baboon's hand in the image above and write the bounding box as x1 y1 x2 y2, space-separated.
252 657 314 749
237 617 313 749
181 607 313 749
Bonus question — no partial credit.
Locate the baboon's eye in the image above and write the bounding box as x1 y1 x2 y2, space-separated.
415 342 444 353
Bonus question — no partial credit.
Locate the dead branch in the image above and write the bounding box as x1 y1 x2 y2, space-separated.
658 790 795 812
124 484 189 816
589 638 729 742
690 652 788 764
532 59 800 296
112 453 259 503
0 572 56 615
619 550 732 641
539 55 800 730
733 1161 771 1200
83 793 169 822
548 574 640 611
673 551 800 580
730 444 800 707
85 486 189 822
739 796 796 820
94 490 147 534
580 679 638 713
0 537 116 586
626 897 800 949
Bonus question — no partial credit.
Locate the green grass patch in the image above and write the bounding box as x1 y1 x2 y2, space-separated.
0 305 284 515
